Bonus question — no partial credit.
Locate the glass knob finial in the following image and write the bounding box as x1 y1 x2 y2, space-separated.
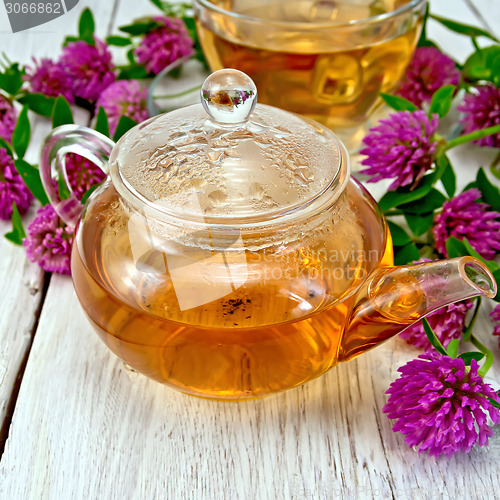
201 69 257 124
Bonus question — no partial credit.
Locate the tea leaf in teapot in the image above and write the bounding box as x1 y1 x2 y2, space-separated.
387 221 411 246
12 106 30 160
379 93 419 112
18 93 56 117
14 159 50 206
459 352 486 366
422 318 448 356
428 85 455 119
95 106 110 138
113 116 138 141
394 242 420 265
404 212 434 237
4 203 26 246
78 8 95 46
52 96 74 128
476 167 500 212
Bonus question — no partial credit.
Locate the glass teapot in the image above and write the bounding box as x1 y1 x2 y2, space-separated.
40 70 496 400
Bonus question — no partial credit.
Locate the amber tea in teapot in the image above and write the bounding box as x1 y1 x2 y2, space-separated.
72 179 396 398
41 70 496 400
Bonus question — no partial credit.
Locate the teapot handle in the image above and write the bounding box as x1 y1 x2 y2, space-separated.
40 125 115 227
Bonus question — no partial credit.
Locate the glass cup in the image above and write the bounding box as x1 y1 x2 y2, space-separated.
193 0 426 151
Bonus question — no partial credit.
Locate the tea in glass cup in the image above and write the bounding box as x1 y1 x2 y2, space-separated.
194 0 426 150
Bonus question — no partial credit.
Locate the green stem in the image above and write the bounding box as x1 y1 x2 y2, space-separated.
154 84 202 100
470 335 494 377
444 124 500 151
463 297 481 342
462 298 494 377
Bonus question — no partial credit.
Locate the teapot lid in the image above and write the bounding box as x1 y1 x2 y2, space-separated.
109 69 349 225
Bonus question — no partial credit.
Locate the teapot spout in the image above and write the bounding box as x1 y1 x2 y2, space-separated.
339 257 497 362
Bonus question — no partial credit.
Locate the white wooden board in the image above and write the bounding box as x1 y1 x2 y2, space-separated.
1 1 500 499
0 276 499 499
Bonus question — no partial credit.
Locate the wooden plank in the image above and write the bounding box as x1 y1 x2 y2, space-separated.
0 218 46 443
0 0 119 454
0 12 100 445
0 109 50 445
0 276 499 499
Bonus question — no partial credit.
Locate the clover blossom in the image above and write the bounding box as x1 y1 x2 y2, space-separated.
400 300 473 351
23 204 73 275
95 80 149 136
458 84 500 148
60 38 116 101
383 352 500 456
360 110 439 190
0 94 17 143
490 304 500 347
432 188 500 260
397 47 460 107
0 147 33 220
25 58 74 103
65 153 107 200
134 16 194 75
